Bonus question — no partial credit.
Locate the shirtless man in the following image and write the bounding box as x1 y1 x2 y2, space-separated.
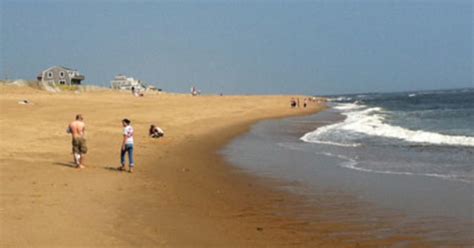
68 114 87 168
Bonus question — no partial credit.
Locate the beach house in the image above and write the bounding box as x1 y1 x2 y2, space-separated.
37 66 85 85
110 74 147 91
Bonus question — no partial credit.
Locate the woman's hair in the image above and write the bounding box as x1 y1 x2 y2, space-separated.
122 118 131 125
149 124 156 134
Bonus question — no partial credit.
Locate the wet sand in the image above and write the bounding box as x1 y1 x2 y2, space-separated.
0 85 429 247
223 109 473 247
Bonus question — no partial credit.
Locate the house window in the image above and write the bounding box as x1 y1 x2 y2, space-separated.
47 72 53 78
59 71 65 78
59 80 66 85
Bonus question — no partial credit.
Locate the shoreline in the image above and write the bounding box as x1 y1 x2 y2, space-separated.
111 102 431 247
110 101 332 247
223 106 473 246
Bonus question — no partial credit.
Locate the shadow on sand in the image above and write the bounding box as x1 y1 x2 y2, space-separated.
54 162 78 168
104 166 123 172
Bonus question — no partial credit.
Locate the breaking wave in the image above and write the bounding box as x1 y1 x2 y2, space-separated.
301 103 474 147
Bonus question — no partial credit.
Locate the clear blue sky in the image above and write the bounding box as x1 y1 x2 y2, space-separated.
1 0 472 95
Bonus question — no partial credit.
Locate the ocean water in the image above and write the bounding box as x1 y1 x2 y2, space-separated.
302 88 474 183
222 88 474 245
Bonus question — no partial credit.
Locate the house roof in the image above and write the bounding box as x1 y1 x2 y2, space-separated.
60 66 76 71
42 65 81 73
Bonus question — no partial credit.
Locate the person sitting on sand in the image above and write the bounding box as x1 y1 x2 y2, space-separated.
67 114 87 169
149 124 164 138
290 98 296 108
119 118 135 173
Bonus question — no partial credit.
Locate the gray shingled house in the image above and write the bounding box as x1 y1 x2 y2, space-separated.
37 66 85 85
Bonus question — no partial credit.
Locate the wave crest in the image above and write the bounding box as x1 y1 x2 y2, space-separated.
302 103 474 147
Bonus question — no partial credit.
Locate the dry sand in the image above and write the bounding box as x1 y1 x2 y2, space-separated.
0 85 429 247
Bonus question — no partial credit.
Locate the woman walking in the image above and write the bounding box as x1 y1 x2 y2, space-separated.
119 118 135 173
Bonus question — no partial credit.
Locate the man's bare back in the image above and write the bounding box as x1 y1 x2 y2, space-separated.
68 114 87 168
69 120 85 138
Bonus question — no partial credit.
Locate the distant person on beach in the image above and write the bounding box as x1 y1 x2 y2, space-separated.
131 86 141 97
67 114 87 169
290 98 296 108
149 124 164 138
119 118 135 173
303 98 308 108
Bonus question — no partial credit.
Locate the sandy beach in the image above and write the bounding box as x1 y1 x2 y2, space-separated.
0 85 430 247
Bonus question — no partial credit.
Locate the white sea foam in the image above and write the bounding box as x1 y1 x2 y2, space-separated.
301 103 474 147
340 107 474 147
341 162 472 184
304 139 361 147
300 111 362 148
328 97 353 102
315 151 472 183
332 103 365 111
